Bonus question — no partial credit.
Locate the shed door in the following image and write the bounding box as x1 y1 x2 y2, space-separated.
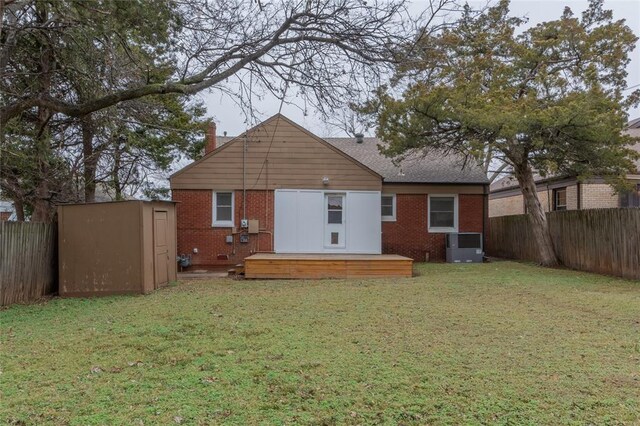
153 210 169 288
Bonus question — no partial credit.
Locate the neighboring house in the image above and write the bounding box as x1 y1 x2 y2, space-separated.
0 200 16 221
170 114 489 267
489 119 640 217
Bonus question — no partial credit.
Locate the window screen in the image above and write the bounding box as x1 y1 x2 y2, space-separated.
327 195 343 224
429 196 455 228
216 192 233 222
381 195 394 218
553 188 567 211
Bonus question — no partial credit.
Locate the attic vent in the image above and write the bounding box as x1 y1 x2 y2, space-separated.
355 133 364 144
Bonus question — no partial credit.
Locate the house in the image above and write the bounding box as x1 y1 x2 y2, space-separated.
170 114 489 268
0 200 15 221
489 119 640 217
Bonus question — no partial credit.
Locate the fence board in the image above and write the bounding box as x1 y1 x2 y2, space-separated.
488 208 640 280
0 222 57 305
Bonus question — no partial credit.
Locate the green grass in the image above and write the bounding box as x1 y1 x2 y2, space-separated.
1 261 639 425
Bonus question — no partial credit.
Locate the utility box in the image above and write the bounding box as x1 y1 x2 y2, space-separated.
446 233 483 263
58 201 177 297
248 219 259 234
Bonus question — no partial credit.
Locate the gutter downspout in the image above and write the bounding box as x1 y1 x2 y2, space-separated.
546 184 551 211
243 135 247 221
576 182 582 210
483 184 489 257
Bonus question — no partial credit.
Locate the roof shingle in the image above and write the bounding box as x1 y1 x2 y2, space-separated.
217 135 488 184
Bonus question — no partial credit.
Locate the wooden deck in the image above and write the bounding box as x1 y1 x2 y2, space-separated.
244 253 413 279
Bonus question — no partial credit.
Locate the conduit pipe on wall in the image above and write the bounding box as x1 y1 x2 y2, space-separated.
243 134 247 221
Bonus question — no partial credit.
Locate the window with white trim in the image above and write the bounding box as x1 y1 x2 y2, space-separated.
552 188 567 211
381 194 396 221
428 194 458 233
212 191 234 227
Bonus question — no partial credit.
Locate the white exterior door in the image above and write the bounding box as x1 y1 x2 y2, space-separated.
324 193 346 248
274 189 381 254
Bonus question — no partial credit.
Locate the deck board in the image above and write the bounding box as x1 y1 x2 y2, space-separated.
244 253 413 279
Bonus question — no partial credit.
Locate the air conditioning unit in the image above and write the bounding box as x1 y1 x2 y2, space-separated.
446 233 483 263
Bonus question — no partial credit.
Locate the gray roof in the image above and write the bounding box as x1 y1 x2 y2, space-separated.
216 135 489 184
324 137 488 184
490 175 518 192
0 200 14 212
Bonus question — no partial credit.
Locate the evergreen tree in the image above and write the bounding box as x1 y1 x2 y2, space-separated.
366 0 639 265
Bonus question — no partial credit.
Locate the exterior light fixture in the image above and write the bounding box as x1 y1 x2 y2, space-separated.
322 176 330 185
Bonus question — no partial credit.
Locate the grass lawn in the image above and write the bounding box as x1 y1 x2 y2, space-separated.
1 261 639 425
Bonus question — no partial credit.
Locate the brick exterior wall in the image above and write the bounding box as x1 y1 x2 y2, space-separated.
0 212 10 221
382 194 484 261
489 194 526 217
489 182 624 217
566 185 578 210
580 183 619 209
490 188 556 217
173 189 274 268
174 190 486 266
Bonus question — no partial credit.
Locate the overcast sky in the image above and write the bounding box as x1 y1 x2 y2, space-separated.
200 0 640 137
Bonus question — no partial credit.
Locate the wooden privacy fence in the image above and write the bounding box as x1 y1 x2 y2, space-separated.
488 208 640 280
0 222 57 306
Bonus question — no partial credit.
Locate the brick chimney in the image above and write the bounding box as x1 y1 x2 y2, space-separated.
204 121 217 154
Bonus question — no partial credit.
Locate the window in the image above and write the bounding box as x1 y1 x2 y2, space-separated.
327 195 343 224
381 194 396 221
428 194 458 233
553 188 567 211
620 184 640 208
212 191 234 227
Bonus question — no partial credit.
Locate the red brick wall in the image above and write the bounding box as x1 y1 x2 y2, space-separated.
382 194 485 261
174 190 486 267
173 189 274 268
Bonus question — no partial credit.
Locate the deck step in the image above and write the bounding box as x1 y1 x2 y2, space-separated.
235 263 245 275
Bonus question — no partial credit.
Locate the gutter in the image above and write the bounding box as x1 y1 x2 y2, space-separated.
483 184 489 255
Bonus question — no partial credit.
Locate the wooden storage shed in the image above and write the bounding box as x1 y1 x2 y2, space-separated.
58 201 177 297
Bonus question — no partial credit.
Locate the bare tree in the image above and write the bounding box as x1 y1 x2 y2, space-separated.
2 0 456 220
0 0 442 124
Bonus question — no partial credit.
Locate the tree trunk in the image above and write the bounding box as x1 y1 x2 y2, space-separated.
112 143 122 200
30 1 55 223
82 115 97 203
513 162 559 266
13 198 25 222
30 181 53 222
31 110 54 222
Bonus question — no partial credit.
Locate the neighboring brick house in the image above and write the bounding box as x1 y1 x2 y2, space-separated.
170 114 489 267
0 201 15 221
489 119 640 217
